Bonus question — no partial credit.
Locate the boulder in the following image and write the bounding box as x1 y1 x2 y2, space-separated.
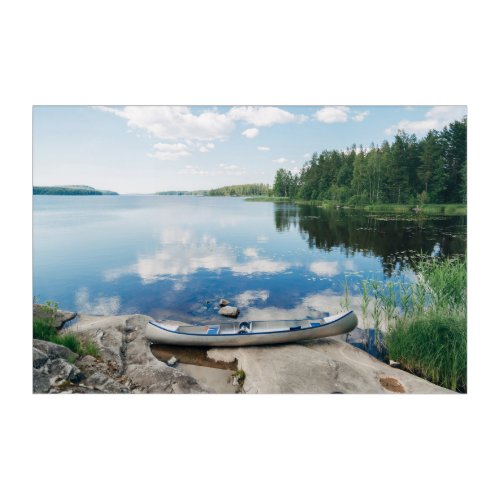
44 358 84 384
33 369 51 393
219 299 230 307
219 306 239 318
67 313 209 394
167 356 177 366
83 372 130 393
33 347 49 369
33 339 76 361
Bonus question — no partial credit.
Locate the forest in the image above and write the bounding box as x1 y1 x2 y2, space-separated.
33 185 118 195
207 183 272 196
273 117 467 205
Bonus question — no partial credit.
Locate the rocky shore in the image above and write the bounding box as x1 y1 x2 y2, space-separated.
33 309 453 394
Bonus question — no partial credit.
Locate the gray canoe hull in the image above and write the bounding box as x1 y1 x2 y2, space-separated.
145 310 358 347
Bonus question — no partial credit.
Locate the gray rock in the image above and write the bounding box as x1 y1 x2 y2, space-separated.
70 313 209 394
33 347 49 369
219 299 230 307
33 304 77 330
389 359 401 368
219 306 239 318
45 358 84 384
125 314 150 332
167 356 177 366
84 372 130 393
33 369 51 393
33 339 77 361
208 337 453 394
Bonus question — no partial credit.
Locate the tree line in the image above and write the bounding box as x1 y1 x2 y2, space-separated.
207 183 272 196
273 117 467 205
33 185 118 195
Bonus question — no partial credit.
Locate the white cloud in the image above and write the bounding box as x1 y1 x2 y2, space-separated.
103 229 290 284
242 127 259 139
97 105 234 141
178 163 245 177
231 259 290 275
257 146 270 151
222 164 246 175
235 290 270 307
314 106 350 123
273 157 289 164
309 261 340 277
352 110 369 122
385 105 467 135
199 142 215 153
243 247 259 258
149 142 191 160
303 153 311 159
228 106 306 126
178 165 214 176
75 287 121 315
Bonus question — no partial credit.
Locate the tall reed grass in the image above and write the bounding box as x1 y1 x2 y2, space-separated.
342 254 466 391
386 255 467 392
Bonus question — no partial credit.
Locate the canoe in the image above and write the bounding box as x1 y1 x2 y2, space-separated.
145 310 358 347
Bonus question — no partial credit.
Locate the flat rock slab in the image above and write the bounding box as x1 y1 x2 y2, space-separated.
208 337 454 394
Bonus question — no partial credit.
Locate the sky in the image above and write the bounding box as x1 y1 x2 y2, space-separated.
33 105 467 194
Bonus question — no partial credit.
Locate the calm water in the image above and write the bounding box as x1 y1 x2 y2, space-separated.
33 196 466 323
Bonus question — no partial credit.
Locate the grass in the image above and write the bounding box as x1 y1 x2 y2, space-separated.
33 301 100 359
233 369 246 385
357 203 466 215
342 254 467 391
386 312 466 392
386 255 467 392
244 197 467 215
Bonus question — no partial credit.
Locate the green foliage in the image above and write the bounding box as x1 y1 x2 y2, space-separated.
272 117 467 206
386 312 466 392
79 340 101 358
233 369 246 385
386 255 467 391
208 183 272 197
343 255 467 391
53 334 80 353
416 255 466 311
33 317 57 341
33 300 100 359
33 185 118 195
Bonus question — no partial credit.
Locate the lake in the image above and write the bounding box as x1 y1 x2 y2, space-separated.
33 196 466 324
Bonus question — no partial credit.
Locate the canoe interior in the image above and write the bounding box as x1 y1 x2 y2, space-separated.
157 318 327 335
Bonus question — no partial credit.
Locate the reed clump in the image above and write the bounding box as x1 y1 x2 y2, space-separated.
386 255 467 392
342 254 466 391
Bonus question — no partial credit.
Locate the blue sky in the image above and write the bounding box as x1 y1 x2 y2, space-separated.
33 105 467 194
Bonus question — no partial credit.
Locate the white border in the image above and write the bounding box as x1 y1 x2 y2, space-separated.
2 1 498 499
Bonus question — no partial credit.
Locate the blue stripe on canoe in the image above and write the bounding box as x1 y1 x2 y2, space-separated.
148 311 354 337
310 322 321 327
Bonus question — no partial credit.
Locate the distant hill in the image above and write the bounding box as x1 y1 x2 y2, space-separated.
33 185 119 195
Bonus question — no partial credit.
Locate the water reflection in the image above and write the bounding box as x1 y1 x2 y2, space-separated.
104 226 291 284
274 203 466 276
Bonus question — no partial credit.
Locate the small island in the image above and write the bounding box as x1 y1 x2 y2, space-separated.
33 185 119 196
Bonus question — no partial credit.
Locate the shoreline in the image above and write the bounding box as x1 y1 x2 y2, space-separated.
33 309 454 394
244 197 467 215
